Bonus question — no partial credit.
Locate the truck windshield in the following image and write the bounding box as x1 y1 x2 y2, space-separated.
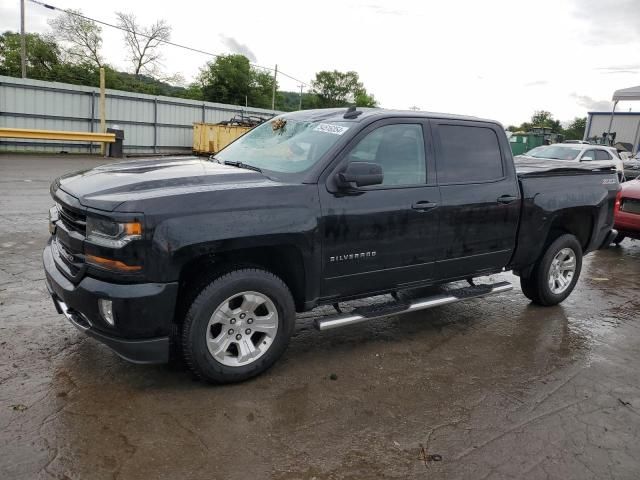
216 117 351 174
526 146 581 160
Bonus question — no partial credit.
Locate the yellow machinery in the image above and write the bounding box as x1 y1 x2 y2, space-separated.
192 123 251 155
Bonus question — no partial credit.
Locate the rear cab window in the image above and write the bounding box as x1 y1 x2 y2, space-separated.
435 123 504 184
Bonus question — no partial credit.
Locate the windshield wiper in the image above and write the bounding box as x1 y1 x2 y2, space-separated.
220 160 262 173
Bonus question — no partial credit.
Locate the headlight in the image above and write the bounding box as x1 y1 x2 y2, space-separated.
86 217 142 248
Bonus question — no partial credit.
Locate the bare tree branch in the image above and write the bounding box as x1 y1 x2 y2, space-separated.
48 9 103 67
115 13 171 77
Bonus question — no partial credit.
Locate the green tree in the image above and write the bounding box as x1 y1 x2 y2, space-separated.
311 70 377 108
250 69 277 109
0 31 61 80
176 82 204 100
530 110 562 133
51 61 99 85
197 54 275 108
563 117 587 140
277 90 320 111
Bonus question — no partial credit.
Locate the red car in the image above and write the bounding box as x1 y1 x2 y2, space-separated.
614 178 640 244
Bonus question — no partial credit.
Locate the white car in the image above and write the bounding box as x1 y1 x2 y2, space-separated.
519 144 625 180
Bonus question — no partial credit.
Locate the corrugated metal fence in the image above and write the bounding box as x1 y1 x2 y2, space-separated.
0 75 279 154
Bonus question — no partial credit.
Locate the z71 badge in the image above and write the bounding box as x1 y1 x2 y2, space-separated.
330 251 376 262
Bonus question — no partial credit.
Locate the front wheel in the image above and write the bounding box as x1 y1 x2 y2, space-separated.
182 268 295 384
520 234 583 306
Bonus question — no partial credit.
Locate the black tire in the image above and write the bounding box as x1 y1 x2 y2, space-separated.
519 275 541 304
182 268 295 384
613 232 626 245
519 234 583 306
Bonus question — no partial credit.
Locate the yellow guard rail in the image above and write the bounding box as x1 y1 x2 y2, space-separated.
0 127 115 143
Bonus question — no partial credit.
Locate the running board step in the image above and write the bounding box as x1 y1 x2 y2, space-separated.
313 281 513 331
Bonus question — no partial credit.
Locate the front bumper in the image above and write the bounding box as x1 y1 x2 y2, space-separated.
43 242 178 364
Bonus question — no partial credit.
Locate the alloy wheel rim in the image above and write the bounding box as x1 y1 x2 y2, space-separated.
548 248 576 295
206 291 279 367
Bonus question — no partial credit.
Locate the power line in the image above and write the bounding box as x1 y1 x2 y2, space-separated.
27 0 311 88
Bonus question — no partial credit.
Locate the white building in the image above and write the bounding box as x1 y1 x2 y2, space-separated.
585 111 640 152
585 85 640 153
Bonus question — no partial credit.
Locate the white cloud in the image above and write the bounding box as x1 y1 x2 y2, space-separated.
525 80 549 87
219 35 257 63
597 64 640 75
571 93 612 112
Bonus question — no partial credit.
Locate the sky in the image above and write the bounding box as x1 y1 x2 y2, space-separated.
2 0 640 126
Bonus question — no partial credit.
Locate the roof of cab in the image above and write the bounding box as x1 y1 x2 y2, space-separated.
281 107 502 126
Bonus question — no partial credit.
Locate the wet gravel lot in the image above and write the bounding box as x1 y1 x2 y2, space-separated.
1 154 639 480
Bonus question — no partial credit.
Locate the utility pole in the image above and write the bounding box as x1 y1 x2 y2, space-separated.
271 64 278 111
20 0 27 78
99 67 106 155
298 84 303 110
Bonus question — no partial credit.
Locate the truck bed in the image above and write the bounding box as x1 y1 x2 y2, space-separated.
509 165 619 272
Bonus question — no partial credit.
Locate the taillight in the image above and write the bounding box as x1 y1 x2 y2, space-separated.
615 190 622 211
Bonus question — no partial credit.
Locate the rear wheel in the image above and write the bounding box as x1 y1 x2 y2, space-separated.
182 268 295 383
520 234 582 306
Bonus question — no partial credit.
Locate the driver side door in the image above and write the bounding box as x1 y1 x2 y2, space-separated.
318 118 441 300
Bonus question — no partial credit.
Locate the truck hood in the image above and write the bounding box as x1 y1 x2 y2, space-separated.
55 156 270 211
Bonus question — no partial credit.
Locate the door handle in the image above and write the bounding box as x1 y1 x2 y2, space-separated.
497 195 517 204
412 201 438 211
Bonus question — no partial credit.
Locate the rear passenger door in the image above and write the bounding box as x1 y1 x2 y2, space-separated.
431 120 520 280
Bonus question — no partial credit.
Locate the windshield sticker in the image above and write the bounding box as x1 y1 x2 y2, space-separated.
314 123 349 135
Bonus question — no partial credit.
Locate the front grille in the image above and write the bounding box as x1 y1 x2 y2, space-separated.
55 239 82 275
621 198 640 215
52 198 88 282
57 203 87 234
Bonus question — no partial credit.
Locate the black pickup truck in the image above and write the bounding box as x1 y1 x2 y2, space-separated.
44 108 619 383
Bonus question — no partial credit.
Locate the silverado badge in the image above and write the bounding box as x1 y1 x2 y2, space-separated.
330 251 376 262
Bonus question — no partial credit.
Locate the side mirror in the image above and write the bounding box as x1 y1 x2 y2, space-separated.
336 162 383 188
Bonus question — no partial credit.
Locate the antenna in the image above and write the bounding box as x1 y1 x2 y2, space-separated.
344 106 363 119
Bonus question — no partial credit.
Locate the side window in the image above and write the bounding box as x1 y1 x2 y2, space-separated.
436 125 503 184
345 124 426 186
595 150 612 161
581 150 596 161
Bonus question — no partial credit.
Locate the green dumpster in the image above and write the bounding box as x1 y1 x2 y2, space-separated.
509 133 544 156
